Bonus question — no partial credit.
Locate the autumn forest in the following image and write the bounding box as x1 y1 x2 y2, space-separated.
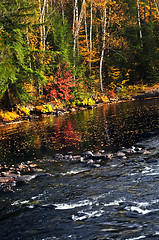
0 0 159 110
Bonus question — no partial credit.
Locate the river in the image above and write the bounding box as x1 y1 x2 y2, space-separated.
1 99 159 240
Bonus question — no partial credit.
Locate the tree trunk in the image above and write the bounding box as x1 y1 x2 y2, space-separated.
89 0 93 71
137 0 143 47
4 85 12 110
73 0 85 81
99 0 107 92
84 7 89 63
153 0 159 16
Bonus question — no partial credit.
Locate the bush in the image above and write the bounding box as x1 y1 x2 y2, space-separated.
0 110 20 122
82 97 95 106
42 104 53 113
34 106 44 113
19 106 30 116
34 104 54 113
95 93 109 103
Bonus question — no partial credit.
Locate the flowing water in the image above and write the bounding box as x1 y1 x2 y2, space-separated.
1 99 159 240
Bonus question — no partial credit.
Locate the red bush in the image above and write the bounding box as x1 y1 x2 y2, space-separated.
46 63 75 101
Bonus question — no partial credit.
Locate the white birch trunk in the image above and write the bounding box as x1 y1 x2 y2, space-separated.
38 0 43 49
137 0 143 47
84 8 89 60
89 0 93 71
61 0 65 24
153 0 159 16
99 0 107 92
73 0 85 80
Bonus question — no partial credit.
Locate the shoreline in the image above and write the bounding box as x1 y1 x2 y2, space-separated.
0 93 159 127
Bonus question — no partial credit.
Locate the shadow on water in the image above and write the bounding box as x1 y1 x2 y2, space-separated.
1 99 159 240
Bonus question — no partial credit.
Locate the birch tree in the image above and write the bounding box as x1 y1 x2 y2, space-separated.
99 0 107 92
137 0 143 47
89 0 93 71
153 0 159 16
73 0 85 80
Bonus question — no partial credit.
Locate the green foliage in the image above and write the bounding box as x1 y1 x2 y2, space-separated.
0 0 35 106
48 11 72 65
71 87 95 106
0 0 159 110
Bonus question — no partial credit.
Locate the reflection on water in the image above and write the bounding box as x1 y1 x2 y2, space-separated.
0 99 159 163
1 99 159 240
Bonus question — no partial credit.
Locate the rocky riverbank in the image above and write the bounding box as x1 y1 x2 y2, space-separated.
1 142 158 193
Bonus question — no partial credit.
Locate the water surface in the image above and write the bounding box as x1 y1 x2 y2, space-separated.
1 99 159 240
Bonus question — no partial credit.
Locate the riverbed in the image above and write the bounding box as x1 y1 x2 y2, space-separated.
1 99 159 240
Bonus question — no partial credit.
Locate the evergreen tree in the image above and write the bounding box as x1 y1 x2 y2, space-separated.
0 0 37 108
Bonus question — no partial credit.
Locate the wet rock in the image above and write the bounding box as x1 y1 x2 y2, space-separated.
142 150 151 155
91 154 111 161
145 158 158 163
72 155 81 162
53 153 64 160
90 164 101 168
134 147 142 152
81 151 93 159
122 148 136 154
16 174 36 184
106 154 113 159
56 109 67 116
117 151 126 157
98 150 105 153
122 156 127 160
69 108 76 112
63 155 73 161
28 115 38 120
79 157 85 163
87 160 94 164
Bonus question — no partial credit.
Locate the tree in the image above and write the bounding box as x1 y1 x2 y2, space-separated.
0 0 35 108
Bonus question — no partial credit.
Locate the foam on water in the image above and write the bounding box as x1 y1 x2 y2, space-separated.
104 198 125 207
72 209 105 221
11 200 30 206
125 236 146 240
54 199 93 210
125 206 152 215
61 168 88 176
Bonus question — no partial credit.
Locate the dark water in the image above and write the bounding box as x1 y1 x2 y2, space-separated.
1 99 159 240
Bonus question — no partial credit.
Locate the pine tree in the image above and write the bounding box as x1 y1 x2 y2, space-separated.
0 0 35 108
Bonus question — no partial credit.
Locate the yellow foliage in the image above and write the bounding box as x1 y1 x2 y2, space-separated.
53 100 64 109
34 105 44 113
0 111 20 122
82 97 95 106
108 66 121 82
95 93 109 103
18 107 30 116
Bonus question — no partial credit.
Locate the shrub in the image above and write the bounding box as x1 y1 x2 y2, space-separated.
0 110 20 122
19 106 30 116
42 104 53 113
82 97 95 106
34 105 44 113
107 89 116 99
35 104 55 113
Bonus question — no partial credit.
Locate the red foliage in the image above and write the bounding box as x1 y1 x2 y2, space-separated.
107 89 116 99
46 63 75 101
